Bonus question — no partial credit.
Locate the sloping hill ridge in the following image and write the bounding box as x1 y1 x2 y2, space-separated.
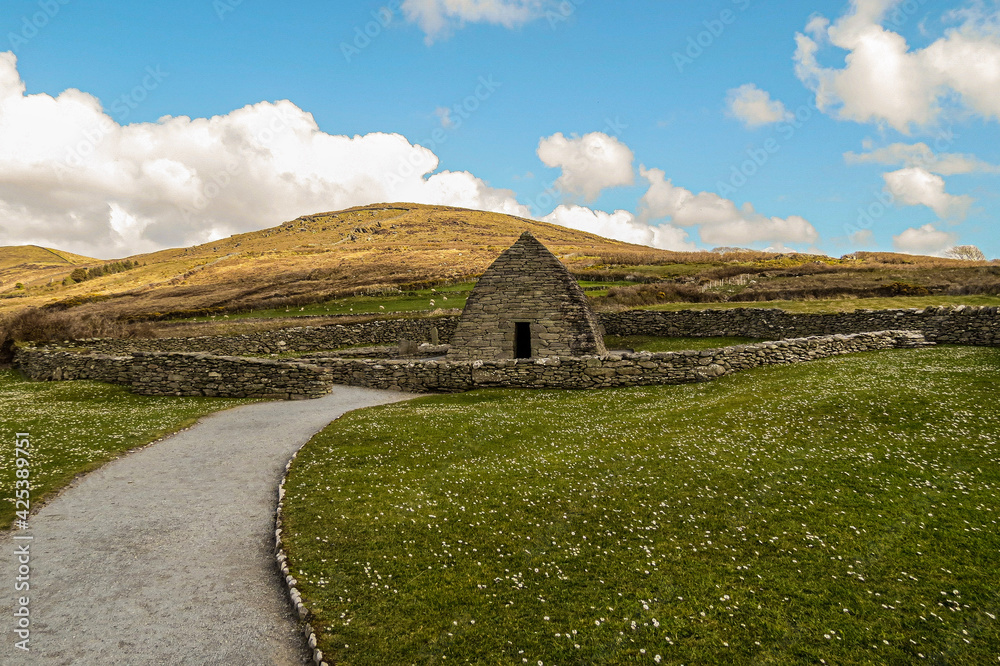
0 245 97 288
0 203 645 319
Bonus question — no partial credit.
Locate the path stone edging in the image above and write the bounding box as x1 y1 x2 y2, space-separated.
276 450 329 666
3 390 403 663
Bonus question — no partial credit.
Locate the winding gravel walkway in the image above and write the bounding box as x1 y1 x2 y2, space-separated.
3 386 415 665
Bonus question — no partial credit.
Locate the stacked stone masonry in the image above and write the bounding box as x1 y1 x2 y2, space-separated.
45 306 1000 358
15 350 333 400
307 331 929 392
600 305 1000 347
15 305 999 399
64 317 459 357
447 232 607 360
15 330 930 398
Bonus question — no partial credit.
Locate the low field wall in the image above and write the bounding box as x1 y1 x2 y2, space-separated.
64 317 459 356
36 306 999 358
307 330 930 392
14 349 332 400
601 305 1000 346
15 330 930 398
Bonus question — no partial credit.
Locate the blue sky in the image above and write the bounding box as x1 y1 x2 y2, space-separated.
1 0 998 259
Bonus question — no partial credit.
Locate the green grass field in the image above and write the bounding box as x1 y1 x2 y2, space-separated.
638 294 1000 314
0 372 254 528
283 346 1000 665
188 283 474 320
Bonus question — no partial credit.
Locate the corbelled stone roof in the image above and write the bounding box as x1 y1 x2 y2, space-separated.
447 231 607 360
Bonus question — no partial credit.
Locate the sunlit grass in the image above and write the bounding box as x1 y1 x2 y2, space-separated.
184 293 1000 325
283 347 1000 665
0 371 254 528
636 294 1000 314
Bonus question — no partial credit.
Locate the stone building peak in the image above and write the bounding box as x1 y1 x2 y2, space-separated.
446 233 607 360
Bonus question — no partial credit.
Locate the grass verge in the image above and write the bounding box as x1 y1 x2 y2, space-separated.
283 346 1000 665
630 294 1000 314
188 283 476 320
0 371 254 528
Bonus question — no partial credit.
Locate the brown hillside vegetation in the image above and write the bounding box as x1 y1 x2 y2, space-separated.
592 250 1000 307
0 204 645 320
0 245 97 291
1 202 997 327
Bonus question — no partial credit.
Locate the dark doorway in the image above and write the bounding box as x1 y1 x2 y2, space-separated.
514 322 532 359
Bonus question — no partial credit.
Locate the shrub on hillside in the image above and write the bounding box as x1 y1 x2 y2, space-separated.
945 281 1000 296
881 282 931 297
0 308 153 365
603 283 723 307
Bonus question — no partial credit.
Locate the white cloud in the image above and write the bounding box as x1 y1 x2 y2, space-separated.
0 52 529 258
849 228 875 246
542 204 696 251
726 84 793 128
794 0 1000 132
638 167 820 248
401 0 552 43
893 223 959 256
434 106 455 128
883 167 973 220
536 131 635 202
844 141 1000 174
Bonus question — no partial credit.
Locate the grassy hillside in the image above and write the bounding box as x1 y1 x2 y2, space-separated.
1 203 997 330
0 203 641 320
0 245 96 292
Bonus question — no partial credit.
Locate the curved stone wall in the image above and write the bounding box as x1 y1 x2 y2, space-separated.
35 306 1000 359
15 330 930 398
14 305 997 399
14 350 332 400
307 330 929 392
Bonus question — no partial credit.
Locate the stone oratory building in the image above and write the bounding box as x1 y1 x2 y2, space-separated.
447 232 608 361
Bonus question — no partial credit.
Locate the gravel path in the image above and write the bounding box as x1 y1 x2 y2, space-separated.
3 386 416 665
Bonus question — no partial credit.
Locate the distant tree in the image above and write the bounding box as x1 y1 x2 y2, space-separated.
64 260 140 285
945 245 986 261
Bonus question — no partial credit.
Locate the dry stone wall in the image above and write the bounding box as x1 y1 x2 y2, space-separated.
601 305 1000 346
15 349 332 400
15 304 1000 399
309 331 930 392
14 350 134 386
129 353 332 399
58 317 459 357
15 331 929 398
43 306 1000 360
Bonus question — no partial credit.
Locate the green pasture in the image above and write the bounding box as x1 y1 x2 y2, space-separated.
283 346 1000 665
